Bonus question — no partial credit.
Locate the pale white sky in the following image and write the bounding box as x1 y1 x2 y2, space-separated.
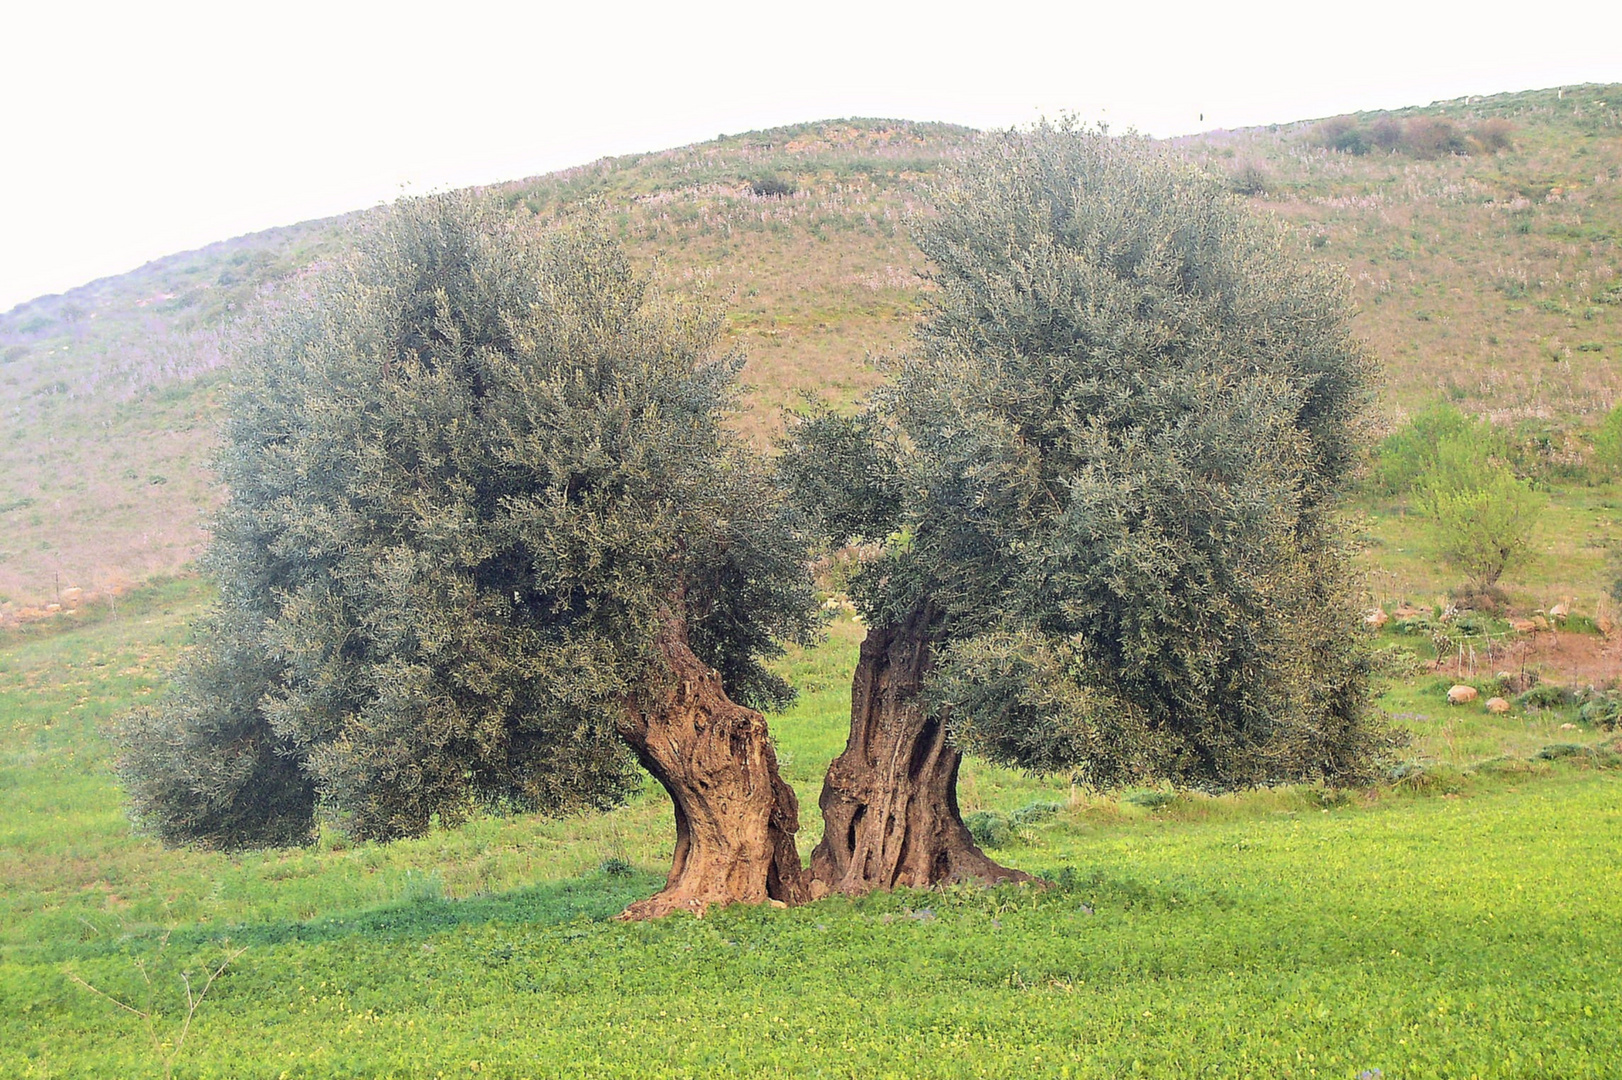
3 0 1619 312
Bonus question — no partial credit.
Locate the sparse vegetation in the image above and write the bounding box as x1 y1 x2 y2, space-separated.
1312 112 1514 159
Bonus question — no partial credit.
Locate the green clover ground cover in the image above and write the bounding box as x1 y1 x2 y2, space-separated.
2 582 1620 1078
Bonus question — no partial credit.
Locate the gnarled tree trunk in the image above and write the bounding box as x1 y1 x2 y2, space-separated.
810 602 1030 897
616 610 808 920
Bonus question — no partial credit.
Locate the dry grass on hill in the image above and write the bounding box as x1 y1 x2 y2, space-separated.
1 92 1619 608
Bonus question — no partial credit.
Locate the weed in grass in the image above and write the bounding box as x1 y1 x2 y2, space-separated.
62 930 246 1080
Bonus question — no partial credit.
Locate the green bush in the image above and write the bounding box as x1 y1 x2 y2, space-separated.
1403 117 1470 158
963 810 1012 849
1313 116 1369 155
1518 683 1575 710
1591 403 1622 476
1392 611 1438 635
1372 404 1502 497
1422 465 1540 588
399 870 444 904
1534 743 1593 761
1371 645 1427 678
1229 162 1268 195
1382 411 1541 589
750 175 796 197
1579 693 1622 730
1009 800 1063 828
963 801 1062 849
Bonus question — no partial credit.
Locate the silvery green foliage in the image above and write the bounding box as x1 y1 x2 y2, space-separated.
773 405 904 544
116 194 817 846
794 123 1384 790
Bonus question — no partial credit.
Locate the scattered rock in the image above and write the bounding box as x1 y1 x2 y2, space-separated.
1447 684 1480 705
1485 697 1511 714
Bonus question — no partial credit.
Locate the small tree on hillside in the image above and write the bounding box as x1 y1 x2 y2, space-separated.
785 124 1384 896
1416 430 1541 591
115 195 818 919
1372 403 1540 592
1592 401 1622 477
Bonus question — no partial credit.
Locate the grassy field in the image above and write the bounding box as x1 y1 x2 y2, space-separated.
2 580 1620 1078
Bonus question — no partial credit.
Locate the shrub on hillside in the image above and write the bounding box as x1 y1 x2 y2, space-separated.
1371 404 1504 497
1519 683 1576 710
750 175 796 198
1374 404 1539 589
1420 445 1541 589
1591 402 1622 476
1311 114 1509 159
1579 692 1622 731
1229 161 1269 196
1370 117 1405 150
1370 645 1427 678
1313 116 1370 155
1471 118 1515 153
1402 117 1470 159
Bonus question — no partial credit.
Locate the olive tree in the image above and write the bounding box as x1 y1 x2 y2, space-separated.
786 124 1385 897
116 194 818 918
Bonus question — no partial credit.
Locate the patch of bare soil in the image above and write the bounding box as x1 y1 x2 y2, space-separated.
1433 631 1622 687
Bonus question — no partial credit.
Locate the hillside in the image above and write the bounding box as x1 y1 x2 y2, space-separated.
1 85 1620 612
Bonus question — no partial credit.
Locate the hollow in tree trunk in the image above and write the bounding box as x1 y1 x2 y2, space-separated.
616 610 808 920
810 602 1030 897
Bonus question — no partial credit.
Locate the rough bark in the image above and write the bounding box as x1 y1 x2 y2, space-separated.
810 602 1030 897
615 610 808 920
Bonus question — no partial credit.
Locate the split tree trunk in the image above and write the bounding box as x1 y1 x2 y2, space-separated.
615 610 808 920
810 602 1030 897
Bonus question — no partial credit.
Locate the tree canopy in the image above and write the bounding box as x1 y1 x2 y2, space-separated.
789 123 1385 799
116 194 817 851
